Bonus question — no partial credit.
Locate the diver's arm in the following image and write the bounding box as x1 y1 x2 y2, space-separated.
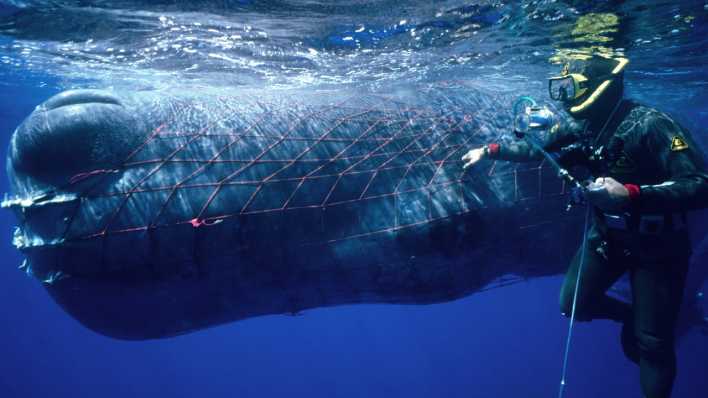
488 141 543 162
629 113 708 213
463 121 581 166
461 141 540 168
462 139 554 168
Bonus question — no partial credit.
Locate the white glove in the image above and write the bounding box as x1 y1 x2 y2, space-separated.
461 147 487 169
585 177 630 213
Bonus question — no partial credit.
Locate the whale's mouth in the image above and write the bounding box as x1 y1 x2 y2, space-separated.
3 90 150 273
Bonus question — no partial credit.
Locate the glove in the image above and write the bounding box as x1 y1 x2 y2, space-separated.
585 177 630 213
461 147 487 169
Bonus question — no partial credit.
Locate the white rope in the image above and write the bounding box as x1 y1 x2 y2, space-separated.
558 204 592 398
557 96 623 398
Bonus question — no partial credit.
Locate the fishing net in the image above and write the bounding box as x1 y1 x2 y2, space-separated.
13 90 568 257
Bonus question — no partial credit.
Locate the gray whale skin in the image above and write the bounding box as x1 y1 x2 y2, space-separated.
3 87 703 340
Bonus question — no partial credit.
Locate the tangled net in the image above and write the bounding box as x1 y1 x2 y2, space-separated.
34 90 565 249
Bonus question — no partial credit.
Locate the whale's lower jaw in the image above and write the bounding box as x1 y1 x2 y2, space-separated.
27 204 578 340
29 230 482 339
40 249 483 340
44 255 495 341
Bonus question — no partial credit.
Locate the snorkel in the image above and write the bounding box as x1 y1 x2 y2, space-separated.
511 96 582 194
513 96 558 137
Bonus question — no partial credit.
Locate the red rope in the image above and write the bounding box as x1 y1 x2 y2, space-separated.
60 100 520 245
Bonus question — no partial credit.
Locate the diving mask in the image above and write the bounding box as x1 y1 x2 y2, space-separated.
548 74 588 102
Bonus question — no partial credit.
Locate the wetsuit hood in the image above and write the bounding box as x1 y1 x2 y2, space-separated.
552 55 628 121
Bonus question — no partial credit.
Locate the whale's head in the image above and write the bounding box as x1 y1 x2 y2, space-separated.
7 90 147 196
3 90 159 279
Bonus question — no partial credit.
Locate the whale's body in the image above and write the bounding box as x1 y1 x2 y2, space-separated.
0 85 633 339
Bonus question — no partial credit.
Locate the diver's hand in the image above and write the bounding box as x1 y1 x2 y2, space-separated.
461 147 487 169
585 177 630 213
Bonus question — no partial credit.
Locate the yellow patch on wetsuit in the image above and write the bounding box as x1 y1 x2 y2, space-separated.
671 136 688 151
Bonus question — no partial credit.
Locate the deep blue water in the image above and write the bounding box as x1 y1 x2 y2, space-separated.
1 1 708 397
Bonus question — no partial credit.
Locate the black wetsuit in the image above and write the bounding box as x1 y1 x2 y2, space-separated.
489 100 708 398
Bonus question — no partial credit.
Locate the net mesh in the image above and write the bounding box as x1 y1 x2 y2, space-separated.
47 92 566 247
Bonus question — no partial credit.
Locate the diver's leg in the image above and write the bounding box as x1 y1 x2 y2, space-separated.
631 254 689 398
559 233 630 322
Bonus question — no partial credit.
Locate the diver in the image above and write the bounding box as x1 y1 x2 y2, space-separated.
461 54 708 398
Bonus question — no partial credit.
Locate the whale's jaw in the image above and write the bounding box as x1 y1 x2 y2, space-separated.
3 90 154 281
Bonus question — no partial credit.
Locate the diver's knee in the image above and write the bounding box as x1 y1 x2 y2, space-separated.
621 320 640 364
636 329 675 360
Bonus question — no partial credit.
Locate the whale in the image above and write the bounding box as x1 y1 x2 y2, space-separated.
3 85 704 340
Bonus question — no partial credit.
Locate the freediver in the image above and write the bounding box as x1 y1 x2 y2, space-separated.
461 54 708 398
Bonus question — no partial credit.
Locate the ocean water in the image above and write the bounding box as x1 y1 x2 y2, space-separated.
0 1 707 397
